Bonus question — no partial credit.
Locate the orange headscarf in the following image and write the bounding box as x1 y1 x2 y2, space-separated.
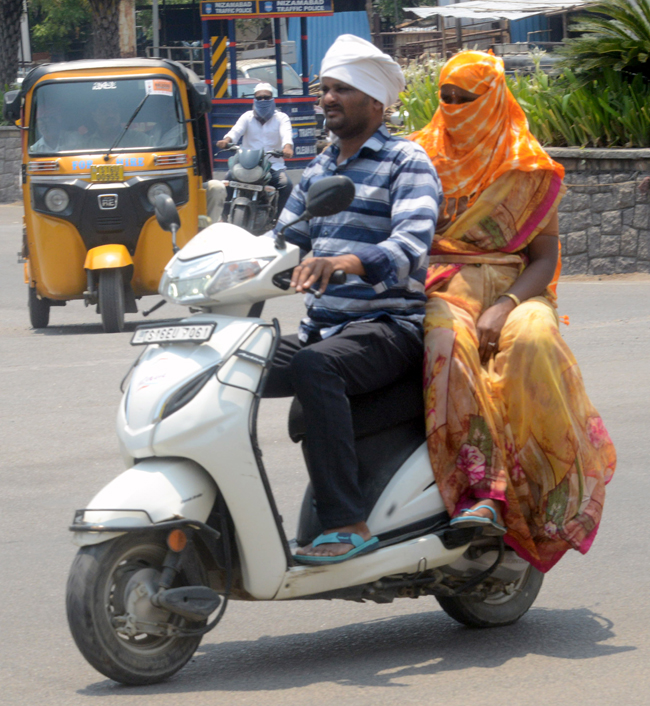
411 51 564 210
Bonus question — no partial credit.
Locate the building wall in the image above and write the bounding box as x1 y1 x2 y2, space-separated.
548 148 650 275
0 127 22 204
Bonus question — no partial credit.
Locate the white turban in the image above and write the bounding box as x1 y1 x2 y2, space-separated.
320 34 405 107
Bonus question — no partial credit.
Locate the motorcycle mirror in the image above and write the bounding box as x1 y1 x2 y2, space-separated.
304 176 356 218
154 194 181 233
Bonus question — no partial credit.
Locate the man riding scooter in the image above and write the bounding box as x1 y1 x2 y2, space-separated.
264 35 443 564
217 82 295 218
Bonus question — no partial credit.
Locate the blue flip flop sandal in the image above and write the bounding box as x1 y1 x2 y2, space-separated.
449 505 507 536
293 532 380 565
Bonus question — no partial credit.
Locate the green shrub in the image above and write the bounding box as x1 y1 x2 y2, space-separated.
559 0 650 79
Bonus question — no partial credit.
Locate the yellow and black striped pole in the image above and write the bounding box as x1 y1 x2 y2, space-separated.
211 35 228 98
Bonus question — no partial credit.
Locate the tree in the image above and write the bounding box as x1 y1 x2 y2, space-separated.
89 0 120 58
30 0 92 58
0 0 24 89
561 0 650 79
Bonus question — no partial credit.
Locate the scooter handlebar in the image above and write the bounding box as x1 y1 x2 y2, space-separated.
312 269 346 298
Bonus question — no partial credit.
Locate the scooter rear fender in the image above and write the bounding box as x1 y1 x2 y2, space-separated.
71 457 217 547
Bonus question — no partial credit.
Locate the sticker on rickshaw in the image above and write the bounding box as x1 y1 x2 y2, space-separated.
90 164 125 182
145 79 174 97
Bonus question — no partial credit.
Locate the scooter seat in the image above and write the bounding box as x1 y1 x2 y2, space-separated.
287 368 424 443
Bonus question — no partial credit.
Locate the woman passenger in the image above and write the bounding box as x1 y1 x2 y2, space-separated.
410 51 616 572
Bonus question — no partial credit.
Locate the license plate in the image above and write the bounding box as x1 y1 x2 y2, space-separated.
90 164 125 182
229 180 263 192
131 323 216 346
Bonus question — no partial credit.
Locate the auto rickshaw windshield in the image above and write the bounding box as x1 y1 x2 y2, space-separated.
28 77 188 155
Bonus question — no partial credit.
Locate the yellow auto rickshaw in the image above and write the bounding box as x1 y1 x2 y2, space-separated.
3 58 218 332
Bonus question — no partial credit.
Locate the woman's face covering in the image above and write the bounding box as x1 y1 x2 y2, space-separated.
440 84 479 105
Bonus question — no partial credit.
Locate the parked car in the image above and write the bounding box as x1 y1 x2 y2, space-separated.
234 59 304 96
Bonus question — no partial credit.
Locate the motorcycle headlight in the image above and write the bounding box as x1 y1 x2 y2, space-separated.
232 163 264 183
147 182 172 205
44 187 69 213
206 258 274 297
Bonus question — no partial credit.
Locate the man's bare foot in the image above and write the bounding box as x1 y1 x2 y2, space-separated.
296 521 372 558
458 499 505 526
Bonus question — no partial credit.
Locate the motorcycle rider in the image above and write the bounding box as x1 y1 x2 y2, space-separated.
217 82 294 217
264 35 442 564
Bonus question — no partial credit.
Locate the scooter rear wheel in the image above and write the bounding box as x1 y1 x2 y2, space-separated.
98 269 125 333
66 533 203 685
436 564 543 628
28 286 50 328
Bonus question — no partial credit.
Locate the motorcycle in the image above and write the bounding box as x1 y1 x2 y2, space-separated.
223 145 285 235
66 176 544 686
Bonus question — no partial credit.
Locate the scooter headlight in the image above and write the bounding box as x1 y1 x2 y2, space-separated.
206 258 274 297
159 253 273 305
231 163 264 183
159 252 224 304
44 187 70 213
147 182 173 205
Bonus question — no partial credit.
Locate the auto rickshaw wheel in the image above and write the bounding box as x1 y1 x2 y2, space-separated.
98 269 125 334
28 286 50 329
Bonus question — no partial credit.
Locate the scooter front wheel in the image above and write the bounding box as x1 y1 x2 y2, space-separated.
436 564 543 628
66 533 203 685
98 269 125 333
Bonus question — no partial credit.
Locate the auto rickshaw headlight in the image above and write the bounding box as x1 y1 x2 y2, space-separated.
44 188 70 213
147 182 173 206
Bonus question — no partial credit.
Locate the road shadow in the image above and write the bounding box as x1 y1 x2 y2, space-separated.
78 606 635 696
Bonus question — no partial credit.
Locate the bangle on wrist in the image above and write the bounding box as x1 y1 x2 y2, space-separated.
500 292 521 307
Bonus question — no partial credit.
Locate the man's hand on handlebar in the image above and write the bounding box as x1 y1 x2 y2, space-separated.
291 255 364 294
283 144 294 159
216 138 231 150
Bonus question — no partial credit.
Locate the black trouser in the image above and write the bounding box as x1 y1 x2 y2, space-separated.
263 320 422 529
225 168 292 220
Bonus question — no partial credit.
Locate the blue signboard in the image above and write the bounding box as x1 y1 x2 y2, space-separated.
201 0 333 17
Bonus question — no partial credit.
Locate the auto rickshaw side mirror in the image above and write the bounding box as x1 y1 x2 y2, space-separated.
2 90 22 124
191 83 212 118
154 194 181 233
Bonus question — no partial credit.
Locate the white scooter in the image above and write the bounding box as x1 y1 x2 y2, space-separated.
66 177 543 686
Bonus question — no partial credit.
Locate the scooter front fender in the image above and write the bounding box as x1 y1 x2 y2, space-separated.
72 457 217 547
83 244 134 270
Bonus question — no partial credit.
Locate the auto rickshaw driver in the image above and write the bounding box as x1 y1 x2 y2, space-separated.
85 91 151 150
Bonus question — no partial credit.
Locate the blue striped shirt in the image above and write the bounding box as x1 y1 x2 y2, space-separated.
275 125 442 341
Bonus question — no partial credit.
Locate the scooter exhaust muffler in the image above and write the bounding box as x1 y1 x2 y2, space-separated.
153 586 221 622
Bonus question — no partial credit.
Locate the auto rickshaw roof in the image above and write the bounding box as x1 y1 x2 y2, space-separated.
20 58 200 96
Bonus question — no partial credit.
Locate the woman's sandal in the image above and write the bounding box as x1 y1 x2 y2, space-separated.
293 532 380 565
449 504 507 536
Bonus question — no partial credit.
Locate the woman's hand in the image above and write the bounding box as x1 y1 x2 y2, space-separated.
476 298 515 365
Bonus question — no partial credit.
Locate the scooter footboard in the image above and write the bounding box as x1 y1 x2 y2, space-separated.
71 458 217 547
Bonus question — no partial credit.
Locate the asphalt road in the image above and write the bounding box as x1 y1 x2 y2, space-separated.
1 201 649 705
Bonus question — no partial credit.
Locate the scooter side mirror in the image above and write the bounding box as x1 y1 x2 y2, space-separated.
154 193 181 233
305 175 356 218
274 175 356 250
